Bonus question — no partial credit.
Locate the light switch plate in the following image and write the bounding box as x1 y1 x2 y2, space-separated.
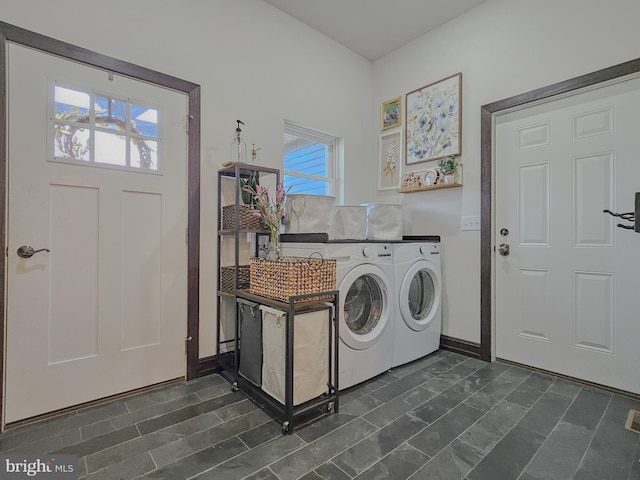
461 215 481 231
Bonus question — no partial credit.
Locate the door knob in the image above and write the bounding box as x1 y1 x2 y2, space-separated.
498 243 510 256
17 245 50 258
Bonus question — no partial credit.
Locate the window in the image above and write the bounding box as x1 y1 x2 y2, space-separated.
50 81 160 172
283 121 338 196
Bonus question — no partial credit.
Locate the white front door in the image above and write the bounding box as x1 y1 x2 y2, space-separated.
5 43 188 423
495 75 640 394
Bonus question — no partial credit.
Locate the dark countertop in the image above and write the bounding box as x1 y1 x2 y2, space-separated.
280 233 441 243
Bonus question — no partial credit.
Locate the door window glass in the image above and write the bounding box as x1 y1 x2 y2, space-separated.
51 82 160 172
344 275 383 335
408 270 435 320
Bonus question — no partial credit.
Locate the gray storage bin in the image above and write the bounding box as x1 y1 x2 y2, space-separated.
238 299 263 386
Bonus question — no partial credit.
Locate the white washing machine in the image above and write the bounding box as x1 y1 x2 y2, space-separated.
391 241 442 368
280 241 394 390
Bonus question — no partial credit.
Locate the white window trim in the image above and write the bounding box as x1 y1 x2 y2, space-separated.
284 120 340 200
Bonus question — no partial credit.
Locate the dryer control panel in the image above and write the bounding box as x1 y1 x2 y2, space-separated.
420 244 440 256
363 244 391 258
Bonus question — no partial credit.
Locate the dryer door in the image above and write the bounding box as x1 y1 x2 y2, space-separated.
399 260 441 332
339 263 391 350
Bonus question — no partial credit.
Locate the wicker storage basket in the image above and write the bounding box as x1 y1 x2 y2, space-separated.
220 265 250 293
249 257 336 303
222 204 267 231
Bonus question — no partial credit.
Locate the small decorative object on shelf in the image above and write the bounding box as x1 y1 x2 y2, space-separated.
400 171 422 190
424 168 440 187
230 120 248 163
250 144 261 164
397 163 463 193
437 156 459 185
242 182 287 260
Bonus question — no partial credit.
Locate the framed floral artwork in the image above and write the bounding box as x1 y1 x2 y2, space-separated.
379 130 401 191
381 97 401 131
405 73 462 165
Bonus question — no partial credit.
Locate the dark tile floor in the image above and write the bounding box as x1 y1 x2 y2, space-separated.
1 350 639 479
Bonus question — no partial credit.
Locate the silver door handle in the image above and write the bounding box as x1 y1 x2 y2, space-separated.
498 243 510 256
17 246 50 258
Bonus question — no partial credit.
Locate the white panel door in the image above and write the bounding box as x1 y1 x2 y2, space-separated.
5 43 188 422
495 76 640 394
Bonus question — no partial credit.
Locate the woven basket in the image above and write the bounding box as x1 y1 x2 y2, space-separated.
249 257 336 303
220 265 250 293
222 204 267 231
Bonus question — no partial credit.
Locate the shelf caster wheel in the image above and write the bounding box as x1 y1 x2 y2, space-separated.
326 402 334 413
281 421 290 435
231 382 239 392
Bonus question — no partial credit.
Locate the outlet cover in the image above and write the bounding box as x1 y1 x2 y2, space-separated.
461 215 481 231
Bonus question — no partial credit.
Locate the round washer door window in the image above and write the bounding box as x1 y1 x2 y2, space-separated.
399 260 441 332
408 269 435 320
338 264 391 350
345 274 383 335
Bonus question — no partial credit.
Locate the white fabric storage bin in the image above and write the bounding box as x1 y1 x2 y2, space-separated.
260 305 329 406
284 194 336 234
363 203 403 241
332 206 367 240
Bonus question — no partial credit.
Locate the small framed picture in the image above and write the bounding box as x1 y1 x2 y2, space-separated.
423 169 440 187
379 130 402 191
381 97 401 131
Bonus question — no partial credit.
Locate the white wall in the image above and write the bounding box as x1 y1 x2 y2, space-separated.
6 0 640 353
373 0 640 342
0 0 374 357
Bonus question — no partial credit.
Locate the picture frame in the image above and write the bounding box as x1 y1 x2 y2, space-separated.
378 130 402 191
381 96 401 131
405 72 462 165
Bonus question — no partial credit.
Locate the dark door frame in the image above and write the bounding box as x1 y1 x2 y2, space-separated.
480 57 640 361
0 21 201 421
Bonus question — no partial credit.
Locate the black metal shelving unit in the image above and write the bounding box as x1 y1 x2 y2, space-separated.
216 163 280 379
234 290 340 434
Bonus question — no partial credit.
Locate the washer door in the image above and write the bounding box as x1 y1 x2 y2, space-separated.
399 260 441 332
339 264 391 351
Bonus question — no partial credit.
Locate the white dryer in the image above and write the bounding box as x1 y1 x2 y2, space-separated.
391 241 442 368
280 241 394 390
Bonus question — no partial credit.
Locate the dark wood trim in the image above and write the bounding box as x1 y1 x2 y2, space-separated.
0 22 201 420
198 355 223 378
186 85 202 380
481 58 640 363
0 33 7 421
0 21 198 93
440 335 481 359
479 105 493 362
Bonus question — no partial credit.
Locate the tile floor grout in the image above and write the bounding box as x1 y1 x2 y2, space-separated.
512 386 578 480
1 351 638 480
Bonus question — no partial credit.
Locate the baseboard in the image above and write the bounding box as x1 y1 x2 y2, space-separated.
198 355 222 377
440 335 482 359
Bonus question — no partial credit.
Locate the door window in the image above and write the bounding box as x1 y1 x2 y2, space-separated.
344 275 383 335
408 270 435 320
51 82 160 172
